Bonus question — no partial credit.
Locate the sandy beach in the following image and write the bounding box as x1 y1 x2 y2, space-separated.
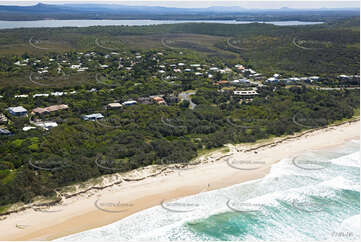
0 119 359 241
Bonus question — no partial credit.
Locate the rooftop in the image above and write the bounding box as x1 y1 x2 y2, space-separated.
8 106 27 113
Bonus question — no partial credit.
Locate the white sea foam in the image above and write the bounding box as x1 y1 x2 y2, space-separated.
339 214 360 234
330 151 360 168
320 175 360 192
56 145 360 241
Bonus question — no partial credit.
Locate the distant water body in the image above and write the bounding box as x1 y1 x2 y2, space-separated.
56 140 360 241
0 20 324 29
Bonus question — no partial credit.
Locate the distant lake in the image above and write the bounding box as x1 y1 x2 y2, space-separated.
0 19 324 29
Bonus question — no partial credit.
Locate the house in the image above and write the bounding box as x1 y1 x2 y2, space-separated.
78 67 88 72
309 76 320 81
51 92 64 96
82 113 104 121
152 96 166 105
23 126 36 131
289 77 301 82
266 77 279 83
215 80 229 86
338 75 350 79
223 68 232 73
232 79 250 85
137 97 153 105
0 128 11 135
34 121 58 130
107 103 123 109
250 73 262 78
15 61 27 66
122 100 137 106
32 104 69 115
233 90 259 96
235 64 245 71
14 94 29 98
300 77 310 81
0 113 8 124
244 68 256 74
33 94 49 98
8 106 27 116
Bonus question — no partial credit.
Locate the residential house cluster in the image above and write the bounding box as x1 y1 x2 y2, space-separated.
338 75 360 81
266 74 320 84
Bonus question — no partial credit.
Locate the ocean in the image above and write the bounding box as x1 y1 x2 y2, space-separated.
56 140 360 241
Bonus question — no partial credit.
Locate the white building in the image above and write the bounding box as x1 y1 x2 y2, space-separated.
107 103 123 109
122 100 137 106
8 106 28 116
34 121 58 130
82 113 104 121
233 90 259 96
23 126 36 131
15 94 29 98
33 94 49 98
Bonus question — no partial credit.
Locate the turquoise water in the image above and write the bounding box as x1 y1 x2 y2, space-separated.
56 140 360 241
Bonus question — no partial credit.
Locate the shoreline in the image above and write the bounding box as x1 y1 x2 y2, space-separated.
0 119 359 241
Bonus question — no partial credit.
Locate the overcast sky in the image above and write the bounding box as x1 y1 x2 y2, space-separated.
0 1 359 9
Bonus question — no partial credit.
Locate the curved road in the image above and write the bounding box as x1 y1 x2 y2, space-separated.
226 38 249 51
292 37 316 50
95 38 118 51
161 38 178 49
29 72 50 86
29 37 51 50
